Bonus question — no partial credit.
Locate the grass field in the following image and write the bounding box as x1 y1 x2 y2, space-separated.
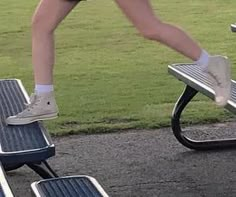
0 0 236 135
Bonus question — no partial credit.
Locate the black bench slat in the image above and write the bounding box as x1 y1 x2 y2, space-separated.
31 176 109 197
0 124 48 152
0 79 55 165
168 63 236 114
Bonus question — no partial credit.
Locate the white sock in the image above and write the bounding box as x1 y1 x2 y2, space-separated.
194 50 209 71
35 84 54 94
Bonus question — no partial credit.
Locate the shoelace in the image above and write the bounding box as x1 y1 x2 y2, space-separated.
24 94 37 107
208 72 223 87
17 94 40 116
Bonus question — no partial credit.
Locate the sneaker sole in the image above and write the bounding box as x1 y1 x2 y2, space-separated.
6 113 58 125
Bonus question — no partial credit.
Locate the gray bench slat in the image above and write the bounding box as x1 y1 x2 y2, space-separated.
31 176 109 197
0 163 14 197
0 79 55 164
168 63 236 114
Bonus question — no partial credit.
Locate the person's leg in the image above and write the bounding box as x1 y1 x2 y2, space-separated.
114 0 201 60
32 0 78 86
6 0 79 125
114 0 231 106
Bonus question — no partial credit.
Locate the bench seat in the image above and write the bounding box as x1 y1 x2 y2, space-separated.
168 63 236 113
31 176 109 197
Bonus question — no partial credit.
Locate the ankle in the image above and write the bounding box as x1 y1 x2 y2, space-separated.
35 84 54 94
194 50 209 71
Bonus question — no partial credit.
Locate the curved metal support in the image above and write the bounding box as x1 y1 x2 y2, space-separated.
27 161 59 179
172 85 236 150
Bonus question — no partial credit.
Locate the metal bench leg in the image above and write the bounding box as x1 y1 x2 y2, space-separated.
172 85 236 150
27 161 59 179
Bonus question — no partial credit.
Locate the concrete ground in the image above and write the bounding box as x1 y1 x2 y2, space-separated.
6 122 236 197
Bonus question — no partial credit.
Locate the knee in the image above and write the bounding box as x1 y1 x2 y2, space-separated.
31 13 55 35
138 22 164 41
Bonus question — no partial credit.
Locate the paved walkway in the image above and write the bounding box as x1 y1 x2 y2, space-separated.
7 122 236 197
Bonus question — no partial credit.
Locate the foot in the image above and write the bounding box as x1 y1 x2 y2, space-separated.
6 92 59 125
206 55 231 107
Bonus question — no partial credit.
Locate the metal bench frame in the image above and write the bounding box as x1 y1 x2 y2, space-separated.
0 163 14 197
168 63 236 150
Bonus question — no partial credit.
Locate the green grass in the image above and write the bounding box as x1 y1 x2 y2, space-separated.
0 0 236 135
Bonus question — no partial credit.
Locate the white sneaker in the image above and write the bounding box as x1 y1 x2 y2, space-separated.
6 92 59 125
206 55 231 107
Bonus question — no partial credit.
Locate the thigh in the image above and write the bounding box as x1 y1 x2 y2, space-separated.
114 0 160 30
33 0 79 30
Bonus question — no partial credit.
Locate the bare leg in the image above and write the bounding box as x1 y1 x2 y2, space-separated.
114 0 202 61
6 0 80 125
6 0 230 125
114 0 231 106
32 0 78 85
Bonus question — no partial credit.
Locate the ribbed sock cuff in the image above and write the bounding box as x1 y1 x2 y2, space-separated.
194 50 209 71
35 84 54 94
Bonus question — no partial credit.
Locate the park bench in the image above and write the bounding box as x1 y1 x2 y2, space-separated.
0 79 108 196
231 23 236 32
168 63 236 150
